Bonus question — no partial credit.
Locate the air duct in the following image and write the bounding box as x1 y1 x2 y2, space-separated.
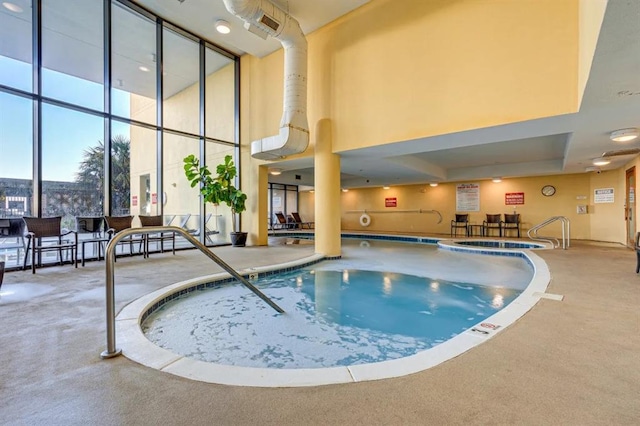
223 0 309 160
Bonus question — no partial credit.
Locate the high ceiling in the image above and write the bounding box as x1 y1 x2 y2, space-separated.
3 0 637 189
256 0 640 188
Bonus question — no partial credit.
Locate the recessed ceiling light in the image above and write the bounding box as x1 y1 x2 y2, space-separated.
592 157 611 166
429 182 438 187
492 177 502 183
215 19 231 34
139 66 150 72
2 2 23 12
610 128 639 142
268 168 281 175
342 188 349 192
382 185 390 190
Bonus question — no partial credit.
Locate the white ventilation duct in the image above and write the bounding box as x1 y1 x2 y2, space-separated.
223 0 309 160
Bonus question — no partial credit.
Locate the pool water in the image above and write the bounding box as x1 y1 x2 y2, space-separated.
142 267 523 369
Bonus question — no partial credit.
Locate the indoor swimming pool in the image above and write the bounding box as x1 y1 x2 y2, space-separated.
117 237 550 387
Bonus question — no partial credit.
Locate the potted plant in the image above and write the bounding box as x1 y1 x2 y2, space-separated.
183 154 248 247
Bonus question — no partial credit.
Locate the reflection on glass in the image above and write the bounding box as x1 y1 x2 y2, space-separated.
42 103 104 229
121 122 155 222
163 27 199 134
112 1 156 124
163 132 199 244
0 92 33 220
205 47 235 142
0 0 33 91
42 0 104 111
203 141 236 245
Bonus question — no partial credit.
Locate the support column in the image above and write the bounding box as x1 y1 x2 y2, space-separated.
314 118 341 256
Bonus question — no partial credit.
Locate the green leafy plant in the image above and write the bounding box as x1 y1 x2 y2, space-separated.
183 154 247 233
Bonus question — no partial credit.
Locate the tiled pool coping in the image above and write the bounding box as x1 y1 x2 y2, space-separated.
117 234 551 387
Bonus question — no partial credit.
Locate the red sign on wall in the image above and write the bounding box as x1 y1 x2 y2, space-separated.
385 197 397 207
151 193 158 205
505 192 525 205
132 195 138 207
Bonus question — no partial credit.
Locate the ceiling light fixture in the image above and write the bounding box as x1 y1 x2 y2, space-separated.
139 66 150 72
215 19 231 34
429 182 438 187
492 177 502 183
610 128 639 142
268 168 282 176
2 2 23 12
342 188 349 193
592 157 611 166
383 185 390 189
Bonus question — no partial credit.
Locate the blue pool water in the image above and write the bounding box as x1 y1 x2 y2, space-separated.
142 266 523 369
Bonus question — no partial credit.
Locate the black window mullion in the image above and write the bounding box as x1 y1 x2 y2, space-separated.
32 0 42 217
104 0 112 215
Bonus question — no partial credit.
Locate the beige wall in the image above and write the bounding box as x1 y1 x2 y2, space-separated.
242 0 638 246
293 170 635 244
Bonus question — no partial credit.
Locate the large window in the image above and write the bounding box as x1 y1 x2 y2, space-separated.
0 0 33 92
0 0 239 267
42 0 104 111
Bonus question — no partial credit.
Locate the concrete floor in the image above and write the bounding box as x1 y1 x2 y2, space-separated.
1 237 638 425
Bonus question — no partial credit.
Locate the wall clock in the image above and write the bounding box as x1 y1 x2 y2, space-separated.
541 185 556 197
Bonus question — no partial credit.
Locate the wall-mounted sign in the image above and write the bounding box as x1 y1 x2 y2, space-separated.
385 197 397 207
456 183 480 211
132 195 138 207
505 192 525 205
151 193 158 205
594 188 614 203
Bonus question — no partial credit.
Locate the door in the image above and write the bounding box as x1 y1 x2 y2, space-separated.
626 167 636 246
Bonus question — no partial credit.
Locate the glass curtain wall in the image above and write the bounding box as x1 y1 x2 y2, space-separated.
268 183 299 229
0 0 239 267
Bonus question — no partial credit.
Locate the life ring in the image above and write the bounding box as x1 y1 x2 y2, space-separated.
359 213 371 227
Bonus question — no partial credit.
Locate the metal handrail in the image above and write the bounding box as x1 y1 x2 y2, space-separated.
100 225 284 359
527 216 571 249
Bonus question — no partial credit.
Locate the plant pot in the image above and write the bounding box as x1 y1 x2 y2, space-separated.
230 232 247 247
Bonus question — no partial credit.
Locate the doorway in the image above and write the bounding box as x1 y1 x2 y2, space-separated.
626 166 636 246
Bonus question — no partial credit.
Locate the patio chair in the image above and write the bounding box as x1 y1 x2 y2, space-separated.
22 216 78 274
291 212 314 229
0 218 26 250
483 214 502 237
139 215 175 257
502 213 521 238
450 214 469 237
103 215 144 258
76 216 109 266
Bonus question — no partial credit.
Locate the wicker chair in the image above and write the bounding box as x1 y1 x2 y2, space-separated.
483 214 502 237
76 216 109 266
502 213 521 238
450 214 469 237
103 215 144 258
139 215 175 257
22 216 77 273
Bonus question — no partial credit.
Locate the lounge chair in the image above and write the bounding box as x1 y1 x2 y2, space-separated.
291 212 314 229
273 212 293 230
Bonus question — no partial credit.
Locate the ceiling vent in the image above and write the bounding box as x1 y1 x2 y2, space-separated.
259 14 280 31
601 148 640 157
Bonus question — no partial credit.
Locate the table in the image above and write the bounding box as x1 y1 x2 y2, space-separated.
467 224 484 237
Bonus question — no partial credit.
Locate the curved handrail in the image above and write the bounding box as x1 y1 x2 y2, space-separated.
100 226 284 359
528 216 570 249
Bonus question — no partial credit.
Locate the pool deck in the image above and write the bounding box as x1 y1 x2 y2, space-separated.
1 236 638 425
